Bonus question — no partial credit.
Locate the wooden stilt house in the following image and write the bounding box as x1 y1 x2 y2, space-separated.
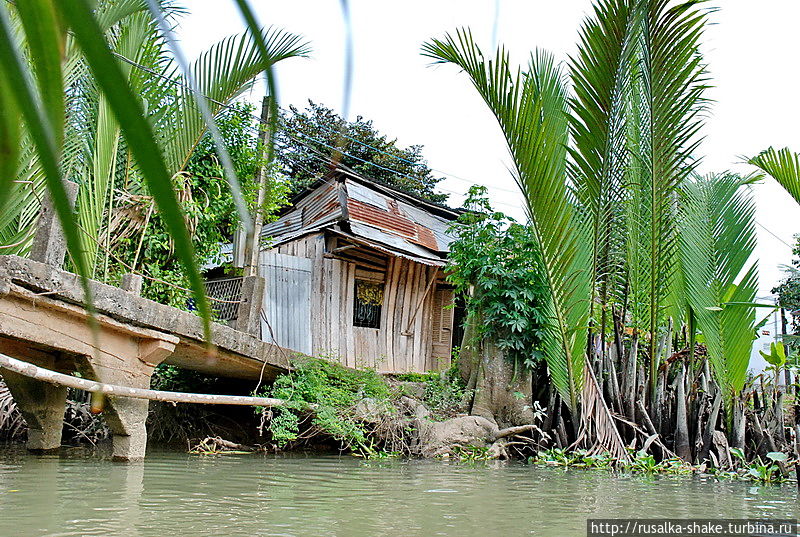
254 168 464 373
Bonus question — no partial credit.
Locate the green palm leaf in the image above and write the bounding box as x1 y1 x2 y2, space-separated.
626 0 710 398
679 172 758 401
55 0 213 336
749 147 800 205
159 27 309 176
422 30 592 414
568 0 639 339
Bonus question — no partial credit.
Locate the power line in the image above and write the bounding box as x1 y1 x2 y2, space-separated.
112 50 521 198
755 220 793 248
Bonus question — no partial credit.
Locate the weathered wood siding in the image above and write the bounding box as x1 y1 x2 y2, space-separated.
262 232 452 373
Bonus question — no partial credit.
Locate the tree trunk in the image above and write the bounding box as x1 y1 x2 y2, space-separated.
623 333 638 422
459 312 534 427
674 363 691 460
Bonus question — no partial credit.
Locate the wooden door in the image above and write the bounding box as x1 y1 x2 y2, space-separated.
260 251 313 354
430 287 454 365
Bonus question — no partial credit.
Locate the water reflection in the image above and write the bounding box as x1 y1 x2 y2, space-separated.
0 446 796 537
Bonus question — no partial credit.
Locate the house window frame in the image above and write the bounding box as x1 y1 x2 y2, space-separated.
353 269 385 329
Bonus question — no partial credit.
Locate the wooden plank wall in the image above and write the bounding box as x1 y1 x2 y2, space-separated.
265 232 451 373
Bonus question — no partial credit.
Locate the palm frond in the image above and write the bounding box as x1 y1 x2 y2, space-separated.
679 172 758 402
627 0 710 398
749 147 800 205
159 27 310 176
569 0 639 333
422 29 592 414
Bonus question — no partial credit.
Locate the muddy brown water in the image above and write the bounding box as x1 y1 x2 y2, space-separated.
0 445 796 536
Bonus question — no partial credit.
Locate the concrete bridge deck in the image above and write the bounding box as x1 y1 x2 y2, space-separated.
0 254 292 461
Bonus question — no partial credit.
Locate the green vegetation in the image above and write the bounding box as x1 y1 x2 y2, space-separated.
278 100 446 202
0 0 308 337
418 368 471 420
532 448 793 484
111 103 289 308
446 186 548 368
1 0 798 478
259 357 392 450
422 0 794 467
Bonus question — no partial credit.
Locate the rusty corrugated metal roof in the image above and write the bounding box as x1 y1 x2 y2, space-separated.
256 169 459 265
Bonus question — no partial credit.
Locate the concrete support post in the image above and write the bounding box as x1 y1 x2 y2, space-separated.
120 273 143 296
0 349 68 452
75 339 175 461
29 181 79 268
234 275 265 337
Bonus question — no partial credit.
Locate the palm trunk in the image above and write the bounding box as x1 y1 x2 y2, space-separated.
674 363 691 460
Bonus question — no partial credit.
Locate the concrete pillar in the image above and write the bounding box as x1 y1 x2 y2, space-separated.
0 350 68 452
234 275 265 337
120 273 143 296
75 339 175 461
29 180 79 268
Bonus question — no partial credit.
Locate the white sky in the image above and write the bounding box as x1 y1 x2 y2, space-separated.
178 0 800 309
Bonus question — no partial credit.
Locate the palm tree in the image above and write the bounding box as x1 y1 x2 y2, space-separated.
0 0 307 336
423 0 738 458
422 32 592 417
679 172 759 404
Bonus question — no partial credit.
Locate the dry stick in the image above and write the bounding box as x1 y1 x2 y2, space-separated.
0 353 308 409
494 424 538 440
752 411 789 477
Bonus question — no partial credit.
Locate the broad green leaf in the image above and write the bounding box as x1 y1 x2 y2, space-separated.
0 2 88 283
14 0 64 148
766 451 787 463
0 73 20 215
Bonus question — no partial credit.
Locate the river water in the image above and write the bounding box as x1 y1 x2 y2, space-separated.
0 446 796 537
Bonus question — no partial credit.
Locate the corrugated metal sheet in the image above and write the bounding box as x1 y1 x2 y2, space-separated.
399 201 454 253
414 224 439 251
347 198 417 237
347 181 389 210
261 210 303 239
306 199 340 226
337 222 447 266
301 183 340 227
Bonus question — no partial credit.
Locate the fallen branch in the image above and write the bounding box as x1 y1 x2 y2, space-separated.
0 353 306 408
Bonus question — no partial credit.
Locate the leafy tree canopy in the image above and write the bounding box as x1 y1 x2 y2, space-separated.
276 100 447 203
110 103 289 308
446 186 549 367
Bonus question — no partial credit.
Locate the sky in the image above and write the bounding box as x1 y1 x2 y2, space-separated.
177 1 800 364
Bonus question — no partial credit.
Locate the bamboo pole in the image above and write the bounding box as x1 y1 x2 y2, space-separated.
0 353 303 408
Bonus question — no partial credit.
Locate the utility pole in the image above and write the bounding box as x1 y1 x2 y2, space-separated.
244 95 272 277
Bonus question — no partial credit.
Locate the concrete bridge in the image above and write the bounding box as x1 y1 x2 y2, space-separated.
0 254 291 461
